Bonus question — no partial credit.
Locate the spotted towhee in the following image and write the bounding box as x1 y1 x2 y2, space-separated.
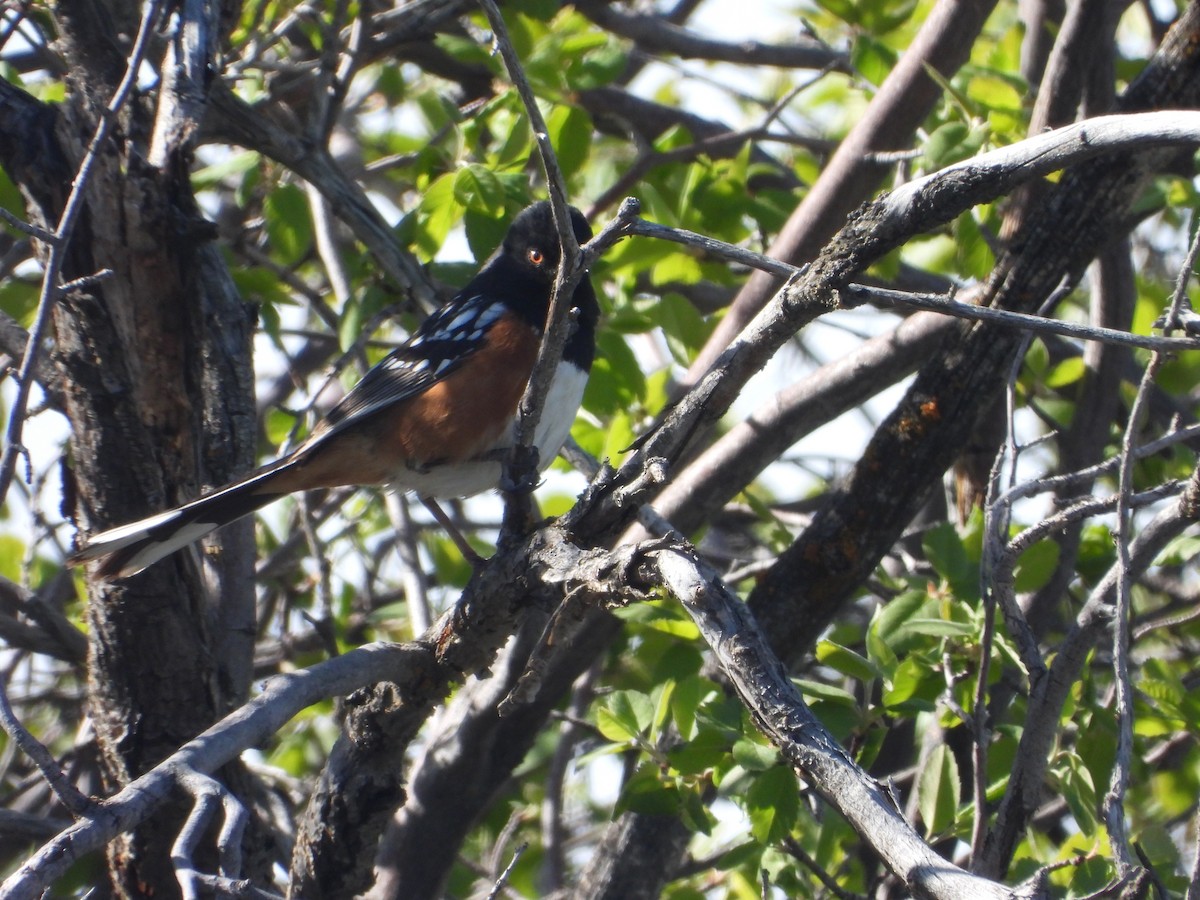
71 201 599 579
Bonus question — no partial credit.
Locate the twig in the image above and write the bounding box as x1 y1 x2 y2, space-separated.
172 769 249 900
1006 482 1183 561
626 217 1200 354
638 506 1017 900
0 0 33 56
306 183 354 307
476 0 585 501
148 0 217 166
575 0 844 71
539 664 600 892
1186 806 1200 900
782 835 867 899
311 0 354 142
981 462 1200 878
384 494 431 635
1105 215 1200 875
989 422 1200 510
483 840 527 900
1 642 427 899
0 668 94 817
297 493 339 658
845 282 1200 353
187 874 282 900
0 0 164 506
588 68 835 215
972 320 1030 861
0 207 53 242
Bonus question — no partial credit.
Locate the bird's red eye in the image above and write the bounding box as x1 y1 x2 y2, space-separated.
527 247 545 266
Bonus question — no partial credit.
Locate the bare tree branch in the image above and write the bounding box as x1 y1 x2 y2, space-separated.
576 0 846 71
641 510 1028 900
1 643 430 899
685 0 1000 382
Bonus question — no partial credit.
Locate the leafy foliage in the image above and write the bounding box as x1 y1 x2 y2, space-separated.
0 0 1199 898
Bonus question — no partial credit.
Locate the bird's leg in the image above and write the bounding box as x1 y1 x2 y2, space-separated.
495 444 542 494
419 496 485 565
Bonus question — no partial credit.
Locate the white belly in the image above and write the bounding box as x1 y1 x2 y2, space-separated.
389 361 589 499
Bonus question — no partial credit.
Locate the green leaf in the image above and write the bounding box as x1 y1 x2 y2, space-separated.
571 39 626 89
923 122 969 170
509 0 558 21
653 644 704 683
651 252 704 286
546 105 592 179
882 656 925 708
655 293 713 365
1051 750 1098 837
452 164 506 215
678 784 716 835
966 74 1024 114
814 0 860 26
653 680 674 733
851 36 897 86
0 536 24 581
0 276 39 328
745 766 800 844
584 329 647 416
793 678 858 707
732 738 779 772
867 591 929 673
414 173 463 258
337 295 364 354
669 674 708 740
1045 356 1087 389
917 743 961 837
1155 533 1200 566
669 728 733 775
1012 539 1060 593
462 207 511 264
263 408 297 446
922 522 979 601
900 618 974 639
955 212 994 281
816 640 883 682
617 600 701 639
191 149 260 189
263 183 312 266
596 689 654 743
861 0 918 32
617 763 680 816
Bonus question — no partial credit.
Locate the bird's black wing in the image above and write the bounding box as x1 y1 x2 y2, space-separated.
310 293 505 441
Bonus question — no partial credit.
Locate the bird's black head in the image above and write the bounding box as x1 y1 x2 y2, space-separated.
500 200 593 285
471 200 598 370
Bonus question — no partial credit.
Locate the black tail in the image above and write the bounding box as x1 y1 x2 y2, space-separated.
71 467 288 579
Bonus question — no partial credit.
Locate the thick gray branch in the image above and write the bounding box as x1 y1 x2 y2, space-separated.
649 531 1027 900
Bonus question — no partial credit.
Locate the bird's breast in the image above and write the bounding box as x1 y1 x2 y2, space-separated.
389 358 589 499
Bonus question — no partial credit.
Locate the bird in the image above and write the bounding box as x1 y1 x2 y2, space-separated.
71 200 599 579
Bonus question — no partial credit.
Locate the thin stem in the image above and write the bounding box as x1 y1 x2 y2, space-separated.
477 0 580 475
625 217 1200 353
1103 215 1200 874
0 667 94 816
0 0 165 506
484 841 527 900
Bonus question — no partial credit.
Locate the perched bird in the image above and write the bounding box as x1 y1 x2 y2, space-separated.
72 201 599 579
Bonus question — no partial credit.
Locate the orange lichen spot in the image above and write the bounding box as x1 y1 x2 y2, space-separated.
895 414 923 441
